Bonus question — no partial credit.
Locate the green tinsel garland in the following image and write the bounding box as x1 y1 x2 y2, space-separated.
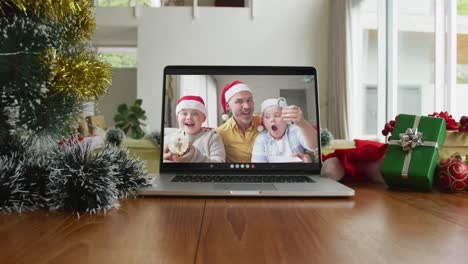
106 146 148 198
46 142 120 214
0 151 48 213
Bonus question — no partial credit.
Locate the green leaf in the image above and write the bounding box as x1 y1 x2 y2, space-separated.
113 98 147 139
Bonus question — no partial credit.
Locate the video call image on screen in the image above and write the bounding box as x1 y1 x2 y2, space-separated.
162 74 319 164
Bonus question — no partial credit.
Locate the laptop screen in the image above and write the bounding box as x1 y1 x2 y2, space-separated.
160 66 321 173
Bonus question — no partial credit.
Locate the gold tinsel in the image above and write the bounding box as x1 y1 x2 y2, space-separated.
0 0 95 41
46 49 112 101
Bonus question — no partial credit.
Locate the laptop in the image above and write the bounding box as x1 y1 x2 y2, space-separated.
137 66 354 197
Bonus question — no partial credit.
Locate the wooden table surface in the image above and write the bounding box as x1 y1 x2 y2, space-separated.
1 183 468 264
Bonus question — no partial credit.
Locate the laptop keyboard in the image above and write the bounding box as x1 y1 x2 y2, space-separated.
171 175 314 183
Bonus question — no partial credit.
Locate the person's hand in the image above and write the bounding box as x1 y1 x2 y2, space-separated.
163 145 175 162
282 105 305 126
171 143 195 163
294 153 312 163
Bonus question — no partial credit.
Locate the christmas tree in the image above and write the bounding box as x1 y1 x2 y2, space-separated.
0 0 111 146
0 0 147 213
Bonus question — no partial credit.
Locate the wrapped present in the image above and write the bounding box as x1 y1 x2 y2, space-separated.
439 131 468 161
381 114 446 191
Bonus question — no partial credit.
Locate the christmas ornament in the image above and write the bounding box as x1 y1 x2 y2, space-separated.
438 155 468 192
381 117 397 140
106 128 126 146
167 130 190 156
320 128 334 148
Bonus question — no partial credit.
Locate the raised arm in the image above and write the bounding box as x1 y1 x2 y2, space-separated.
281 105 318 151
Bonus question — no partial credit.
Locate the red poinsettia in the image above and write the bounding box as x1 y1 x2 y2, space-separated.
460 116 468 132
429 111 459 130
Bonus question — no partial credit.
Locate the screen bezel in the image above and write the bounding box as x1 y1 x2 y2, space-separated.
160 66 322 175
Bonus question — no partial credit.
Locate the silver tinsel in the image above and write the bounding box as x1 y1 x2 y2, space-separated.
46 142 120 214
105 127 125 147
320 128 334 148
144 131 161 147
104 146 148 199
0 151 47 213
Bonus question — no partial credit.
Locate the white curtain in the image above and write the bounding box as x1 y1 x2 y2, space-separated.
178 75 218 128
326 0 353 139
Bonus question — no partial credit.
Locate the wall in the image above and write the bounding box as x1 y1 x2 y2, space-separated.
138 0 330 132
97 68 137 127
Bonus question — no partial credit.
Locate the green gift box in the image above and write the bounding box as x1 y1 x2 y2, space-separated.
381 114 446 191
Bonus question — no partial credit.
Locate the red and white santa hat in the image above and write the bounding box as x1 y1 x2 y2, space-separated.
176 95 207 117
220 80 252 121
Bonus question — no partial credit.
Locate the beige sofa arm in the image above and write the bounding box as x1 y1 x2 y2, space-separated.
322 139 356 155
121 138 160 174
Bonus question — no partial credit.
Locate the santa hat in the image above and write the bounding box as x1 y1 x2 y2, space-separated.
176 95 207 117
260 98 288 114
221 80 252 121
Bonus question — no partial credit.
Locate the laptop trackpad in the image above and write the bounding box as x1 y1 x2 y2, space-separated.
214 184 277 191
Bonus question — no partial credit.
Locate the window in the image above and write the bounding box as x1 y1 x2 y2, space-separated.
97 47 137 68
349 0 385 140
96 0 248 7
96 0 157 7
349 0 466 140
392 0 436 118
456 0 468 118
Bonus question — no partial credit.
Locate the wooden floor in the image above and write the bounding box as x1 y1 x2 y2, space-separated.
1 183 468 264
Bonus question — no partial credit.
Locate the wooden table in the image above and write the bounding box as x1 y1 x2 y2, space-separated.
1 183 468 264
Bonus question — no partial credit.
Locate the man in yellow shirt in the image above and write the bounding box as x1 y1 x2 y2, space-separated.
216 80 263 163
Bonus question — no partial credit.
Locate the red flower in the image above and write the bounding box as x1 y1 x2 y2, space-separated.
429 111 459 130
460 116 468 132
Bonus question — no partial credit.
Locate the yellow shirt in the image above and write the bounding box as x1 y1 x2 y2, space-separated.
216 115 262 163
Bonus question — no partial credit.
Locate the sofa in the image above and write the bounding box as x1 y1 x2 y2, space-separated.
121 138 160 174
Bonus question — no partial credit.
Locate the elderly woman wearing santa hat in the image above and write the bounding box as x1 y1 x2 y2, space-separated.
251 98 318 163
163 95 225 163
216 80 263 163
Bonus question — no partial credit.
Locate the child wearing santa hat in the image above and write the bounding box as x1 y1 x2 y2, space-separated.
251 98 318 163
216 80 263 163
163 95 226 163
